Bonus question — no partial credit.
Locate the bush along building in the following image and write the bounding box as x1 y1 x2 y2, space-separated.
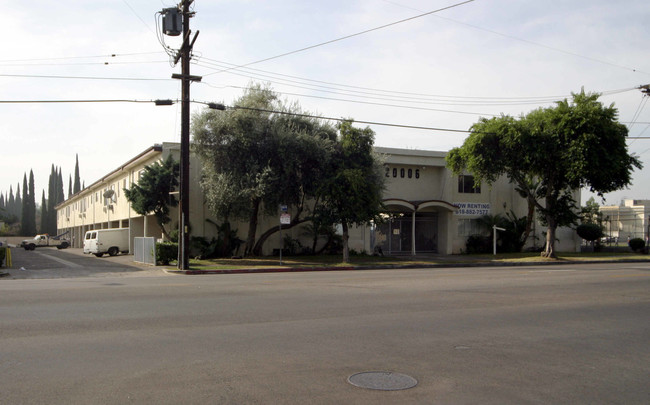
56 143 581 257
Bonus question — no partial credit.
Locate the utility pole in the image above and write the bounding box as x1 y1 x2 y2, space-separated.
161 1 201 270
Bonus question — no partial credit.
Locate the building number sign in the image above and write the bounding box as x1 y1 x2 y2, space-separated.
385 166 420 179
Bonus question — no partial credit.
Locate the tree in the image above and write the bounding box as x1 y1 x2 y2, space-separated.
68 175 72 199
73 154 81 194
20 172 36 236
193 84 337 256
447 90 642 258
40 190 47 233
315 121 385 263
21 174 28 235
124 155 179 239
581 197 603 225
14 183 22 221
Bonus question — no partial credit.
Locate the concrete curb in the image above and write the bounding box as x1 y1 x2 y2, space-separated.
162 258 650 275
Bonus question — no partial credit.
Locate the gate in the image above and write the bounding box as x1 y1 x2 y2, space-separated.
134 237 156 265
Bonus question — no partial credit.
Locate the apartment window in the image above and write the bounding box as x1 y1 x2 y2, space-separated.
457 218 483 236
458 175 481 194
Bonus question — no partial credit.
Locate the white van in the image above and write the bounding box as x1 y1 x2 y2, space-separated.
84 228 129 257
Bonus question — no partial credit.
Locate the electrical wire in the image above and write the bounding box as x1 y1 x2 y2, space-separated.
194 60 566 107
198 82 500 117
0 73 172 81
194 57 639 106
0 97 478 134
0 60 168 67
382 0 650 76
0 52 163 63
196 102 474 133
0 99 161 104
202 0 475 77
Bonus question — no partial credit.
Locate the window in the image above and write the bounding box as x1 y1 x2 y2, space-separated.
458 175 481 193
457 218 483 236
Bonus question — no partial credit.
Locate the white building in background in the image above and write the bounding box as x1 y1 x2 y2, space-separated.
56 143 581 256
599 200 650 242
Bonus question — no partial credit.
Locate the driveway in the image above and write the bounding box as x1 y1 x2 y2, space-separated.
1 247 164 279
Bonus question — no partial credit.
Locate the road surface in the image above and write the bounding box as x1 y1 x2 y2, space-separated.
1 262 648 404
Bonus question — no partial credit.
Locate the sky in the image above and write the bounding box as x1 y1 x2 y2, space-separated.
1 0 649 208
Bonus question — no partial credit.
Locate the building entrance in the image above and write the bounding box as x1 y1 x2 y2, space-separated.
375 213 438 254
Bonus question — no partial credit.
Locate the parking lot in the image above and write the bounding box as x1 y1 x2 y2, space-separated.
1 245 163 279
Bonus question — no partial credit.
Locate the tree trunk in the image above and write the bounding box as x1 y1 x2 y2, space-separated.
521 195 536 249
251 217 309 256
244 198 261 256
541 217 558 258
342 221 350 263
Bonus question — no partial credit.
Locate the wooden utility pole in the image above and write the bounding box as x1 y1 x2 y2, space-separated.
169 0 200 270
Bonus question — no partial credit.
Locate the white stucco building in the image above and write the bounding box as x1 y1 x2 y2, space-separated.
599 199 650 242
56 143 581 256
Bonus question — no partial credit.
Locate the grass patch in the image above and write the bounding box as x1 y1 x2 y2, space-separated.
171 251 649 270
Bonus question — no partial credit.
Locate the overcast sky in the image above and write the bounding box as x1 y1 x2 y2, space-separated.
2 0 649 208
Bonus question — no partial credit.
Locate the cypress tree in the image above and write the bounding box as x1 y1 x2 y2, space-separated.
40 190 47 234
21 174 28 235
8 186 15 219
25 170 37 236
68 175 72 199
73 154 81 194
57 167 65 204
47 165 56 234
15 183 22 220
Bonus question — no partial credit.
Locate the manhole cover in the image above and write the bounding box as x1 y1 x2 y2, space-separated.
348 371 418 391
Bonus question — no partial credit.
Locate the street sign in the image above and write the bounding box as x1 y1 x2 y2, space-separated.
280 205 288 212
280 213 291 225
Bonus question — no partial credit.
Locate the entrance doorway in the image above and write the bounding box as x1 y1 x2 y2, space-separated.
375 213 438 254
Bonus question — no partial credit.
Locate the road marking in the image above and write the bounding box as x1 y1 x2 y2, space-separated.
527 269 577 273
34 251 82 268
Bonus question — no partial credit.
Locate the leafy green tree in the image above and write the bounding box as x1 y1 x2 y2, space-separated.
447 90 641 258
124 155 179 240
193 84 337 256
581 197 603 225
315 121 385 263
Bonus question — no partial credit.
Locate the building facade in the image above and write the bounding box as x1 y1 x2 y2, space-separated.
599 199 650 243
56 143 581 256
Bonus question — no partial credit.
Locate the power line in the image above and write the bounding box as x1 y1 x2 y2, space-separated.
202 0 475 76
0 52 163 63
0 99 160 104
0 60 167 67
0 73 171 81
202 103 474 133
199 82 500 117
381 0 650 76
0 97 477 134
195 60 568 107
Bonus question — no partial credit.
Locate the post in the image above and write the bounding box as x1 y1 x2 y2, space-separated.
279 221 283 265
493 225 505 255
170 0 200 270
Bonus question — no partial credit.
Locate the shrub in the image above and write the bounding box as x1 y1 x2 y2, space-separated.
577 223 604 242
466 234 491 254
0 247 5 267
628 238 645 253
156 242 178 265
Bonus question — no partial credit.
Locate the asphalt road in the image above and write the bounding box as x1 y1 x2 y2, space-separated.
1 263 648 404
2 246 159 279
